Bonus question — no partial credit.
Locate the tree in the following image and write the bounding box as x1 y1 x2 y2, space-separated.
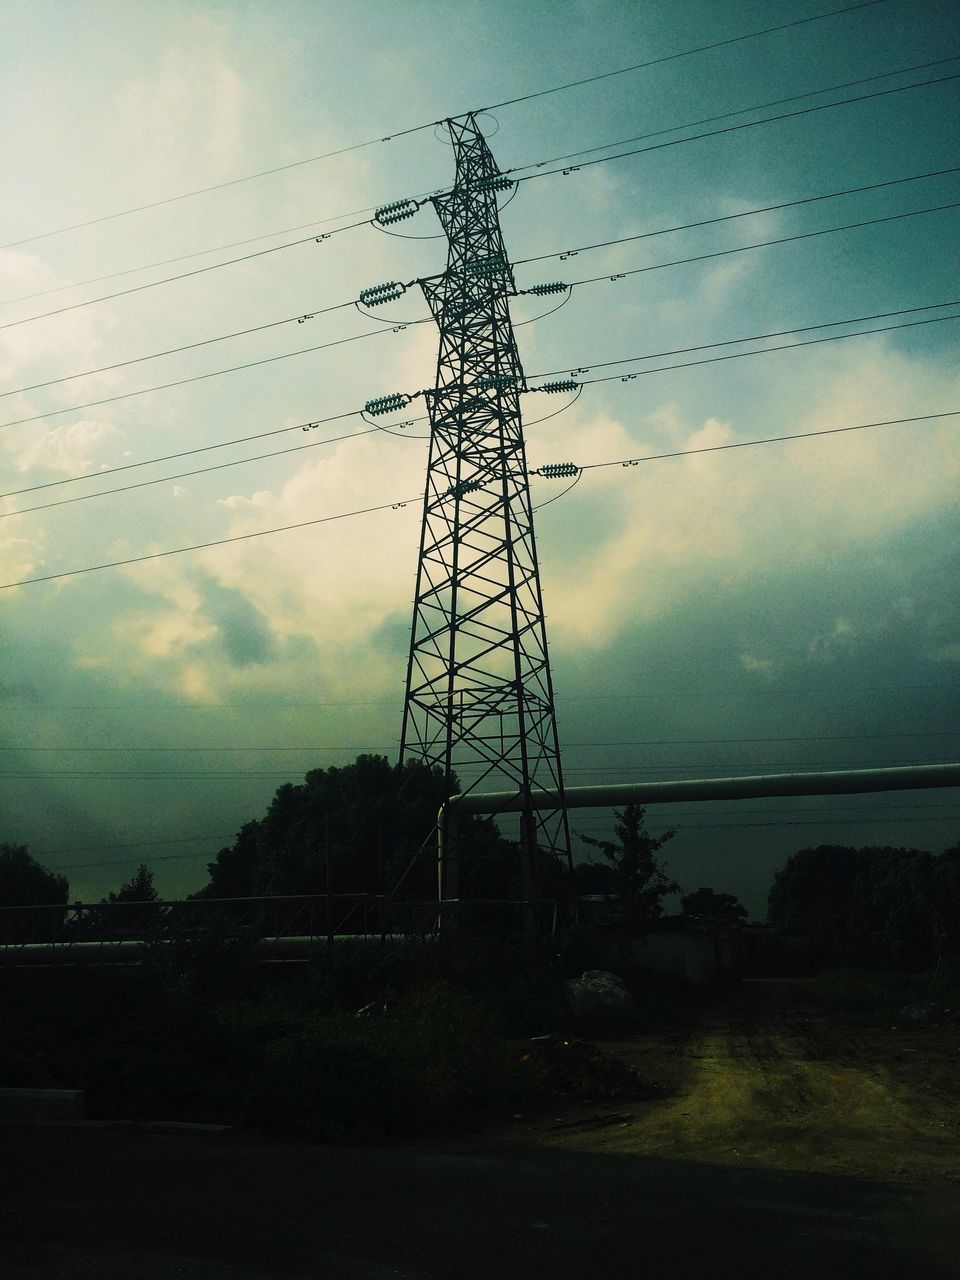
768 843 943 970
196 756 519 919
0 843 69 907
0 843 69 943
102 863 161 932
680 887 748 927
932 841 960 973
577 804 679 933
107 864 159 904
767 845 863 961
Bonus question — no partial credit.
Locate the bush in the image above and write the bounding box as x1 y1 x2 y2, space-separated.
809 967 960 1025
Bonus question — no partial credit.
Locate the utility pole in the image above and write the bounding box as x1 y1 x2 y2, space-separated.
397 113 571 913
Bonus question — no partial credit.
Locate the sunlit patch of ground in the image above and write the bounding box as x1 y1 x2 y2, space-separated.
477 979 960 1185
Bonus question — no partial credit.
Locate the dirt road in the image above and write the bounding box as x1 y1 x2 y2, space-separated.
1 979 958 1278
513 979 960 1187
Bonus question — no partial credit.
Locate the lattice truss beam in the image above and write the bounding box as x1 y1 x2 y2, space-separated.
399 114 570 884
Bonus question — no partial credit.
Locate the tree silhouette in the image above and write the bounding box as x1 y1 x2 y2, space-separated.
577 804 679 934
680 886 748 926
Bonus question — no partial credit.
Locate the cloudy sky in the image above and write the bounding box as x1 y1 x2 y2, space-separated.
1 0 958 918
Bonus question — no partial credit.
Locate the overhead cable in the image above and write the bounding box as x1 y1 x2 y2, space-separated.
7 731 956 751
533 301 960 382
10 165 952 401
7 196 953 437
0 320 428 432
3 403 956 591
0 298 360 398
513 166 960 268
511 54 960 171
2 57 948 331
511 72 960 185
3 302 952 519
547 312 960 391
0 221 369 335
2 0 888 254
0 409 368 499
0 495 421 590
2 49 942 314
481 0 892 110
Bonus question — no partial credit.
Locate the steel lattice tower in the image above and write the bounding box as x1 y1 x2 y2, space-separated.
399 113 571 901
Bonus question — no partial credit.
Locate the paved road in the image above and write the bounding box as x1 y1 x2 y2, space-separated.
1 1121 957 1279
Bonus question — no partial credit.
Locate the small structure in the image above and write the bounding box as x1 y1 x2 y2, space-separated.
575 906 744 985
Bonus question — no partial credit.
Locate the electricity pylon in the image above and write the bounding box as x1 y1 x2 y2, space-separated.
398 113 571 905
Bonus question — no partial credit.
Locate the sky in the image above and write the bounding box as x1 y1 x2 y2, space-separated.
1 0 958 920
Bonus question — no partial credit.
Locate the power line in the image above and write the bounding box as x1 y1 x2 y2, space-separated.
0 215 378 311
0 494 420 591
4 685 954 713
0 221 370 335
535 301 960 380
2 56 936 313
564 408 960 473
14 165 949 403
0 320 427 432
0 409 373 499
1 60 947 396
535 300 960 384
513 166 960 269
556 201 960 293
6 757 955 778
6 188 950 453
3 0 887 255
1 423 385 520
666 816 960 831
46 850 230 872
539 313 960 393
0 132 440 253
10 201 952 439
5 294 953 511
0 298 362 399
40 834 235 858
513 71 960 186
483 1 892 110
510 54 960 171
3 398 956 591
5 731 956 752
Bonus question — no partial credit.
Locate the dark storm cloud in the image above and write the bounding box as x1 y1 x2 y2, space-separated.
199 579 278 668
553 507 960 916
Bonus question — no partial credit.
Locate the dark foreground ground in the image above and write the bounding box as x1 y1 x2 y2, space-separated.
2 977 958 1278
1 1119 958 1280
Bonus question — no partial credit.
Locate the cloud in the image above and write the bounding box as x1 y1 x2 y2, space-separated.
531 339 960 649
200 578 277 668
740 653 773 674
9 419 119 476
807 617 859 664
218 491 276 509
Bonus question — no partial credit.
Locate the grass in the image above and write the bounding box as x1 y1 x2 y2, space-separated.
806 965 960 1024
0 926 717 1140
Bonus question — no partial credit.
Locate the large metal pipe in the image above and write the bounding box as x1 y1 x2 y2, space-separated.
437 763 960 899
0 934 413 967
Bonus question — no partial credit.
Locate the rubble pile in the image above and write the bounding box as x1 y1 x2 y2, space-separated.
520 1035 666 1102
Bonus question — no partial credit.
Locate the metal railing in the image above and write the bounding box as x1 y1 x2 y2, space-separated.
0 894 572 965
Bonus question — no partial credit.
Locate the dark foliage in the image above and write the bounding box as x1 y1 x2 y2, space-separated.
195 754 518 905
768 839 960 971
680 886 749 927
0 843 68 907
0 843 69 943
576 804 679 934
101 863 162 932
